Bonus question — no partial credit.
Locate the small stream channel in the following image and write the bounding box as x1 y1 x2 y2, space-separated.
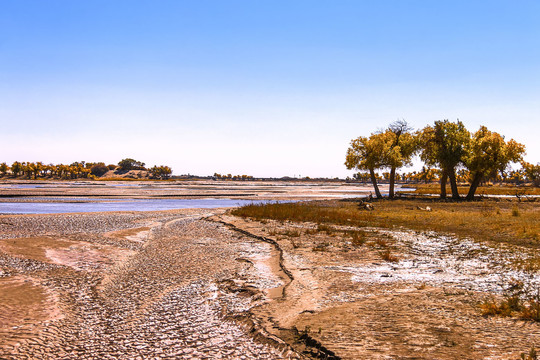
0 198 286 215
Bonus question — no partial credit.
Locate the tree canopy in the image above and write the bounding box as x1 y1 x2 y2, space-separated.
464 126 525 200
117 158 146 171
347 120 531 200
345 135 387 198
419 120 469 199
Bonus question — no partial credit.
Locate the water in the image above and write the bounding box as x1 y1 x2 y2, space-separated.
0 198 284 215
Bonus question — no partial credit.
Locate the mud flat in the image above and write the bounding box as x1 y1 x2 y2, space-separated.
0 179 386 200
220 214 540 359
0 209 301 359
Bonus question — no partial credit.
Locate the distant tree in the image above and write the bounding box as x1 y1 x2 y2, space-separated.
90 163 109 177
150 165 172 179
118 158 146 171
521 161 540 187
11 162 22 177
419 120 470 199
464 126 525 200
0 163 9 176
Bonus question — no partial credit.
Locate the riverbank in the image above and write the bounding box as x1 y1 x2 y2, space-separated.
227 198 540 359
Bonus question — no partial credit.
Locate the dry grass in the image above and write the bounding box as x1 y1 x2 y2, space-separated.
481 294 540 322
231 199 540 249
402 183 540 196
344 230 366 247
380 249 399 262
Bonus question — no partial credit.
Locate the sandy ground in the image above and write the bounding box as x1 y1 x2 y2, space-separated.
1 181 539 359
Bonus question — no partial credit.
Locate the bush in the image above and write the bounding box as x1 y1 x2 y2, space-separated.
90 163 109 177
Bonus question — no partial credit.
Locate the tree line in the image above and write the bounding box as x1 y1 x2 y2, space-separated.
213 173 254 181
0 158 172 180
345 120 539 200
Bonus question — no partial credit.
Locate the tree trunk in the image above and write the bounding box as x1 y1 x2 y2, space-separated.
388 167 396 199
466 173 483 200
448 170 461 200
440 170 447 199
369 168 383 199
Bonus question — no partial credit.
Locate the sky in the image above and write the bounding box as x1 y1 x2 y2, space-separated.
1 1 539 178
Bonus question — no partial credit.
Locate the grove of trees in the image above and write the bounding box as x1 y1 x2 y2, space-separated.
0 158 173 180
346 120 532 200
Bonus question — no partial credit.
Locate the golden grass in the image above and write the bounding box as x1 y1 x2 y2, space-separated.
380 249 399 262
402 183 540 196
230 199 540 249
480 294 540 322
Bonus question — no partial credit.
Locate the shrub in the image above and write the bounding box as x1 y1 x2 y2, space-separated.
90 163 109 177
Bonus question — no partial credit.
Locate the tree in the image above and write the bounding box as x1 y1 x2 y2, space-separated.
383 120 417 199
11 162 22 177
118 158 146 171
464 126 525 200
347 121 417 199
419 120 470 199
521 161 540 187
0 163 9 176
345 134 389 199
150 165 172 179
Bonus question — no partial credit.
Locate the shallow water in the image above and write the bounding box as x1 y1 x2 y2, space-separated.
0 198 284 214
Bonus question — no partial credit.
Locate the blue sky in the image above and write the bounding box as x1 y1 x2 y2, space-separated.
1 1 539 177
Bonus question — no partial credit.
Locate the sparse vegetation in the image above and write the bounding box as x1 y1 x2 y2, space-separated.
380 249 398 262
521 346 537 360
231 198 540 249
345 230 366 246
480 280 540 322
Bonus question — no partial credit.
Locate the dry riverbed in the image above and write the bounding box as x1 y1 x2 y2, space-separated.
0 210 300 359
1 204 540 359
220 213 540 359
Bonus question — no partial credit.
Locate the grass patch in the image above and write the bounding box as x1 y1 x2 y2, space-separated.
231 199 540 249
403 184 540 196
344 230 366 247
380 249 399 262
281 229 301 237
480 280 540 322
481 294 540 322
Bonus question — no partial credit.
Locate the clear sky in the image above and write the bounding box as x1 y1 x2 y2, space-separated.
1 1 539 178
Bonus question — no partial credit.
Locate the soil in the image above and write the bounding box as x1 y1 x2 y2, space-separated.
220 215 540 359
1 181 539 359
